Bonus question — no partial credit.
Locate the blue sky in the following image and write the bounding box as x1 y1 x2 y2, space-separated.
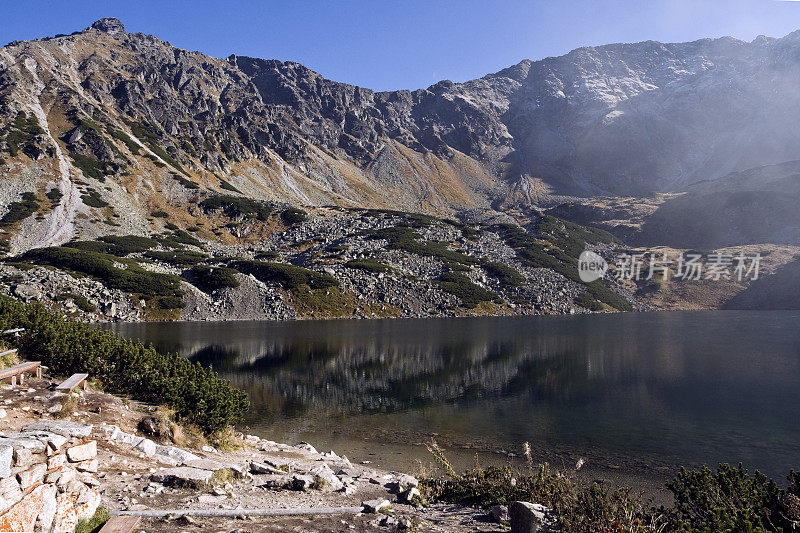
2 0 800 91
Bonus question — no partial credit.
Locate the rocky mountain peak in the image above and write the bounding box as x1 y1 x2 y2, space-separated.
88 18 126 35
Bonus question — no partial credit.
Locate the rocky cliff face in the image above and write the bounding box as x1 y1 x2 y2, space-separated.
3 19 800 254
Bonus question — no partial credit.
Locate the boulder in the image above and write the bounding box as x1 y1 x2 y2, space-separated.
153 444 199 464
133 438 156 457
509 501 557 533
21 421 92 438
150 467 214 487
0 445 11 478
491 505 509 523
398 486 421 504
362 498 391 513
66 441 96 463
183 458 224 471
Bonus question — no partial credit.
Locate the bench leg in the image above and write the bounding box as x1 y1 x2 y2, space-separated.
36 367 41 379
18 373 23 385
10 375 16 387
82 380 87 390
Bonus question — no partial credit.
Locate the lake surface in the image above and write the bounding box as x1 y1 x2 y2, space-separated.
107 311 800 486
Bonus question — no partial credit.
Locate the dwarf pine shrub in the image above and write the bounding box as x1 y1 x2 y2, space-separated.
0 296 248 433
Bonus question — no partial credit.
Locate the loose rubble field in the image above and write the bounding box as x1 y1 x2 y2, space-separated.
0 376 505 532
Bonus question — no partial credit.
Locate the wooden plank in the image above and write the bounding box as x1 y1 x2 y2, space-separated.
0 349 17 358
56 373 89 392
0 361 40 380
0 328 24 335
98 516 141 533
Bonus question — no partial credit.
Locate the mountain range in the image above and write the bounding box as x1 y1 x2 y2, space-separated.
1 18 799 318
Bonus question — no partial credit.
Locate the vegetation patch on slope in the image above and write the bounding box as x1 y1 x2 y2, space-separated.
14 247 184 308
200 195 272 221
190 265 241 293
0 192 39 227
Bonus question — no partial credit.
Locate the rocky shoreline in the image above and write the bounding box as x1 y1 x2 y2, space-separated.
0 373 522 532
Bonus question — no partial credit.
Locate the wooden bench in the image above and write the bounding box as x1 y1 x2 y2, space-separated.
56 373 89 392
99 516 141 533
0 359 41 386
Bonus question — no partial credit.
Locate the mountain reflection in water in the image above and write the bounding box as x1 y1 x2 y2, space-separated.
107 311 800 480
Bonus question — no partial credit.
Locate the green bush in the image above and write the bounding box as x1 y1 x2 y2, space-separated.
55 292 96 313
480 260 525 287
123 120 188 175
495 221 632 312
98 235 160 254
80 189 109 208
200 195 271 221
2 111 44 157
281 207 308 224
574 291 603 311
344 259 391 273
219 179 241 194
69 153 112 180
231 260 338 290
667 464 788 532
0 192 39 226
107 127 140 155
0 297 248 433
190 265 241 293
16 247 183 300
160 230 202 248
254 251 280 260
364 226 478 266
437 271 498 308
146 250 208 266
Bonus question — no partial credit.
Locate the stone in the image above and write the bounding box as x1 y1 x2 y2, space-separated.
197 494 220 504
51 492 78 533
47 404 63 414
398 517 413 530
509 501 557 533
0 445 11 479
133 438 156 457
35 484 57 532
249 461 281 475
491 505 509 523
0 476 20 496
257 474 293 489
290 474 314 491
362 498 391 513
17 463 46 490
398 486 421 504
66 441 97 462
202 445 217 453
153 444 199 464
55 466 76 487
183 459 224 471
0 409 6 419
47 454 66 470
96 424 120 440
309 464 344 491
0 437 46 454
150 467 214 487
21 421 92 438
12 448 34 467
75 458 98 473
152 454 180 467
296 442 318 454
0 484 45 532
78 472 100 486
379 516 398 527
